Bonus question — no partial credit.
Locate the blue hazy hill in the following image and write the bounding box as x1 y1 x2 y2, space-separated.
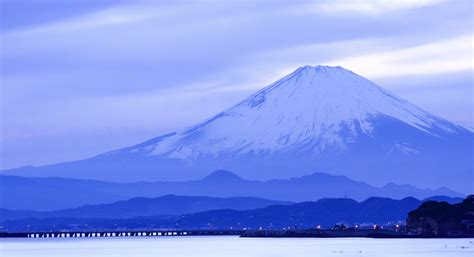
0 170 462 211
1 196 464 232
0 195 290 222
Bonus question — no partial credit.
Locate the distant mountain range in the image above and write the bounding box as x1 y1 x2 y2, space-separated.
0 170 462 211
3 66 472 193
0 195 290 222
1 196 464 232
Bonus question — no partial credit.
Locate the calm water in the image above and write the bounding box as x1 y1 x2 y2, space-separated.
1 236 473 257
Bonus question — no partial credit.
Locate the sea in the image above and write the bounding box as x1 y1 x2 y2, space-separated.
0 236 472 257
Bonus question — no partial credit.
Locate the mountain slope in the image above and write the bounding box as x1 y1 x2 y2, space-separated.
142 65 461 156
3 66 473 192
0 171 463 211
2 197 446 231
171 197 422 229
0 195 290 221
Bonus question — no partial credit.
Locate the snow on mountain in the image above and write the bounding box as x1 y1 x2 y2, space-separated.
127 65 462 160
4 66 473 193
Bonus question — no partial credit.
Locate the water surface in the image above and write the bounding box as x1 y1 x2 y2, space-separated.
1 236 473 257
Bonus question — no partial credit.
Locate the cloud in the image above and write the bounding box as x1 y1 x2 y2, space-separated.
308 0 441 15
3 3 185 36
325 34 473 78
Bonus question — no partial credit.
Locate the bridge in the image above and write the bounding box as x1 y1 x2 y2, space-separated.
0 230 241 238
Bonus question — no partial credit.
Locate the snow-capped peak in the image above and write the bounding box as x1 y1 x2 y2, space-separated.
131 65 462 159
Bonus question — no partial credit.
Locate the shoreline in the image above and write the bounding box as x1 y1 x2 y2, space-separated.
240 229 474 239
1 229 472 239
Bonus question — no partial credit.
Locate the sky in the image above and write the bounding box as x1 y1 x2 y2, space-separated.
1 0 473 170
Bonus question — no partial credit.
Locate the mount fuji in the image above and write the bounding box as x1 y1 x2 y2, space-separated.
4 66 473 193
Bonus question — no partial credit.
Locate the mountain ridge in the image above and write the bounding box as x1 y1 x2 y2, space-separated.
0 194 290 222
2 65 472 192
0 170 463 211
1 196 465 232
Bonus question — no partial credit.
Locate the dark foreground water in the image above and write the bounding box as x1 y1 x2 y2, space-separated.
1 236 473 257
